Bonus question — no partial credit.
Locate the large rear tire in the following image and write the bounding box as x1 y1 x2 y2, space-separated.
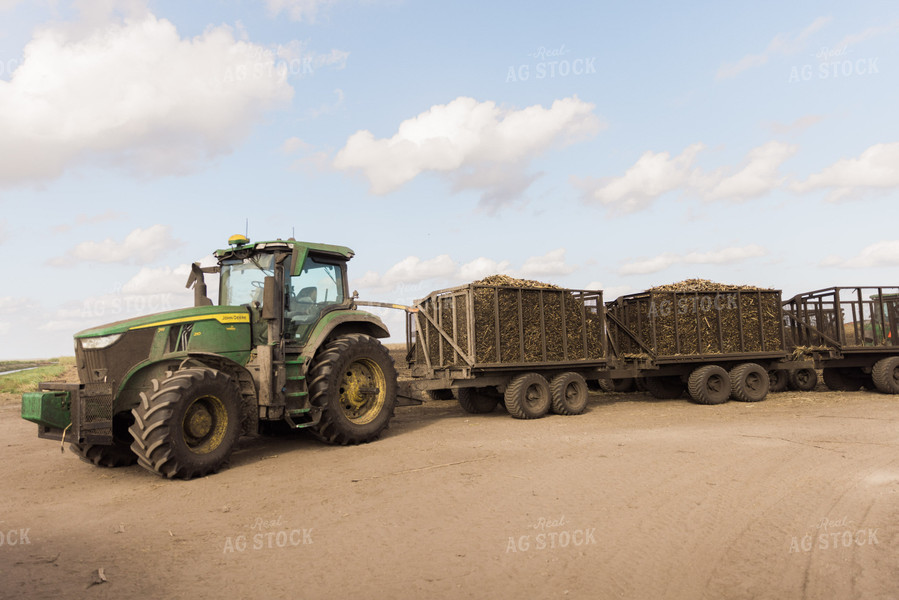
308 334 397 445
70 442 137 468
457 387 499 414
872 356 899 394
730 363 769 402
504 373 551 419
129 368 242 479
550 372 588 415
687 365 730 405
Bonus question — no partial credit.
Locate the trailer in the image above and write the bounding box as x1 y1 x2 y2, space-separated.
604 286 799 404
402 282 606 418
783 286 899 393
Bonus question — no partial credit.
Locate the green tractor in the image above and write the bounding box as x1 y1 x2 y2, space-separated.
22 235 398 479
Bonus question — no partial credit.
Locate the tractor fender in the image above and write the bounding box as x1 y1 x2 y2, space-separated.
301 310 390 363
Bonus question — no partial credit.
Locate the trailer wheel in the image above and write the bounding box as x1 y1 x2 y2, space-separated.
308 334 398 444
643 376 685 400
730 363 769 402
788 368 818 391
427 389 455 401
872 356 899 394
457 387 498 414
767 369 789 393
129 368 242 479
687 365 731 405
504 373 551 419
550 372 589 415
822 368 863 392
610 378 637 393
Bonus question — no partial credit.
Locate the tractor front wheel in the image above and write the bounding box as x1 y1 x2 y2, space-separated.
129 368 242 479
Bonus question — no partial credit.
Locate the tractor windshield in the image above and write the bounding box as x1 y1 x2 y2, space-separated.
219 253 275 306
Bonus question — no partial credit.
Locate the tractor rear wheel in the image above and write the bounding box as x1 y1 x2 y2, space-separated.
550 372 589 415
504 373 551 419
457 387 499 414
129 368 242 479
687 365 730 405
308 334 397 444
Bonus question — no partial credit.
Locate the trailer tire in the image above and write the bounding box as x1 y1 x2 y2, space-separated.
129 368 242 479
687 365 731 405
788 368 818 392
730 363 769 402
768 369 789 393
504 373 551 419
550 372 589 415
457 387 498 414
308 334 397 445
643 376 685 400
872 356 899 394
427 389 455 401
610 378 636 393
822 368 863 392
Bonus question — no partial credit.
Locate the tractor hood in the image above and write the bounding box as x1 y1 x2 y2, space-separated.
75 305 251 339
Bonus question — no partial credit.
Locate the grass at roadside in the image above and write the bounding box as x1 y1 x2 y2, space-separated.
0 357 76 394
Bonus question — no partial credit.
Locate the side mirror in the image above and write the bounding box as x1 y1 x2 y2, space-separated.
262 276 277 320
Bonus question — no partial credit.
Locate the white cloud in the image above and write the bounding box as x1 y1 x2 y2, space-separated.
0 13 293 187
791 142 899 201
834 20 899 49
264 0 339 22
702 141 798 202
458 257 512 282
122 264 192 294
578 143 704 214
518 248 576 278
821 240 899 268
717 16 831 79
51 225 180 266
579 141 797 213
619 245 767 275
334 96 603 205
52 209 125 233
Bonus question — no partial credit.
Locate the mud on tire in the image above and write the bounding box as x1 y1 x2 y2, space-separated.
550 372 589 415
504 373 551 419
308 334 398 445
129 368 242 479
730 363 769 402
687 365 730 405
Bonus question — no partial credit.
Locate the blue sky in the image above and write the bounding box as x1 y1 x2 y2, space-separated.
1 0 897 359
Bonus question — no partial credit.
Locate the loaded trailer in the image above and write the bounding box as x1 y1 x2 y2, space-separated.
604 285 813 404
784 286 899 393
400 282 606 418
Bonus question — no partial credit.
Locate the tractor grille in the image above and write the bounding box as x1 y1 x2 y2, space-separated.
75 328 156 438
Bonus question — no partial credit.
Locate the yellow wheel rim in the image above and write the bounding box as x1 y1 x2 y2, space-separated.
181 395 228 455
338 358 386 425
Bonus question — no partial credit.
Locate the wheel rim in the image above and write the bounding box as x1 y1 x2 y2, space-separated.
181 395 228 455
797 370 811 386
524 383 547 410
745 372 763 392
565 383 580 402
707 374 726 393
339 357 387 425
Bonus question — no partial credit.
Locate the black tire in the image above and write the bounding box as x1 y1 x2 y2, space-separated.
788 368 818 391
504 373 551 419
730 363 769 402
687 365 731 405
129 368 242 479
550 372 589 415
70 442 137 467
611 378 636 393
427 389 455 401
457 387 498 414
822 368 863 392
768 369 789 393
308 334 397 445
643 376 685 400
872 356 899 394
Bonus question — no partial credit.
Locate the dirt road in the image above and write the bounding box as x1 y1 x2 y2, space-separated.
1 384 897 600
